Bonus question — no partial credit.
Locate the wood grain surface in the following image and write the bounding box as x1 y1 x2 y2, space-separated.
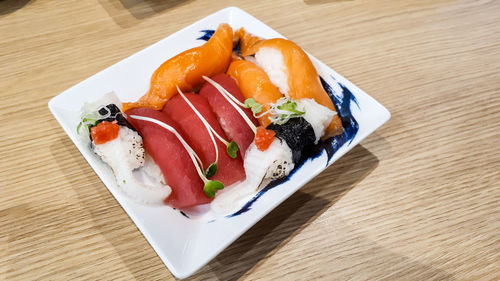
1 0 499 280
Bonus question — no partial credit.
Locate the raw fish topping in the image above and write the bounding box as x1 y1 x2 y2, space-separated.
255 126 275 151
91 121 119 145
76 23 358 215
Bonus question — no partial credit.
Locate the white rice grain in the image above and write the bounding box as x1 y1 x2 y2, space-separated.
295 99 336 143
254 47 290 95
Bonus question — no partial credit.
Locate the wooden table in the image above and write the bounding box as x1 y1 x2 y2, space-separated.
1 0 499 280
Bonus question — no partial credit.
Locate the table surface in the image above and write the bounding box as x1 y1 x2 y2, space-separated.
1 0 499 280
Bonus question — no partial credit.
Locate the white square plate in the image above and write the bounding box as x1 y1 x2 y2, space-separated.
49 7 390 279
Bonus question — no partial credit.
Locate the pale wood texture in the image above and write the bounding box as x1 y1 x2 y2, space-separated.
1 0 499 280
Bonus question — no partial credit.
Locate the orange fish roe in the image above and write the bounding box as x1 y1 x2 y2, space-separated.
91 121 120 145
255 126 275 151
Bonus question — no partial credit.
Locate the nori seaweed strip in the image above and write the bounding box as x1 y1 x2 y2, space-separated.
97 104 137 131
267 117 316 163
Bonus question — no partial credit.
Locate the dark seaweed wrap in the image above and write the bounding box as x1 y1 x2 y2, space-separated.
97 104 135 131
266 118 316 163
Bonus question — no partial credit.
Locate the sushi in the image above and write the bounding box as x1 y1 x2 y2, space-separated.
235 28 343 138
199 73 258 158
77 24 345 215
126 107 213 209
162 92 246 187
123 23 234 112
227 59 283 127
211 138 294 214
78 93 171 205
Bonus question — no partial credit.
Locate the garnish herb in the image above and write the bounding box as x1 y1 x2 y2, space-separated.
226 141 239 159
129 115 224 198
201 76 305 128
277 100 304 115
77 113 100 135
257 98 306 125
205 163 218 178
244 98 262 114
203 180 224 198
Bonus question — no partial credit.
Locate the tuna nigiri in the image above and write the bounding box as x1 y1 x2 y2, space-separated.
199 73 258 157
226 60 284 127
163 93 246 187
235 28 343 137
126 107 211 209
123 23 234 112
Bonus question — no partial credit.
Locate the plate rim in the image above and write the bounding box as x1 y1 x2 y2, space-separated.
48 6 390 279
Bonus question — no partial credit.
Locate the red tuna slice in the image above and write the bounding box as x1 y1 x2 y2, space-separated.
163 93 246 187
125 107 211 209
199 73 258 158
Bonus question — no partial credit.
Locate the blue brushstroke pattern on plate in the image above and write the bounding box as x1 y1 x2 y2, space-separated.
197 29 360 218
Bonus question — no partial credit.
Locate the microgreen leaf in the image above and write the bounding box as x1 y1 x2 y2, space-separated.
205 163 218 178
226 141 239 158
77 122 83 134
77 113 100 135
277 101 305 115
244 98 262 114
203 180 224 198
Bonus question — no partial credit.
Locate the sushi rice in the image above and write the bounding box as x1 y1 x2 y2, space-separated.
93 126 171 205
79 92 171 205
295 99 336 143
211 138 293 214
253 47 336 142
254 47 290 95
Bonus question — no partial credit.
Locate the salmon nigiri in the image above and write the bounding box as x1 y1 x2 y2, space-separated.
226 59 284 127
235 28 343 137
123 23 233 112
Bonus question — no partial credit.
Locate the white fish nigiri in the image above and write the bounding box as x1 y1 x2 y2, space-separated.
211 139 293 214
93 126 171 204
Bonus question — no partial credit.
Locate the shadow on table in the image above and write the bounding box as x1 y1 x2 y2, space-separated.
50 132 448 280
49 129 378 279
189 145 380 280
189 144 455 280
97 0 192 27
0 0 32 16
49 133 173 279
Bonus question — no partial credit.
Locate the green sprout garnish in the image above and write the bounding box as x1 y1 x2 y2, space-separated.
226 141 239 159
205 163 218 178
203 180 224 198
77 112 100 135
277 100 305 115
244 98 262 114
266 98 307 125
77 122 83 134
